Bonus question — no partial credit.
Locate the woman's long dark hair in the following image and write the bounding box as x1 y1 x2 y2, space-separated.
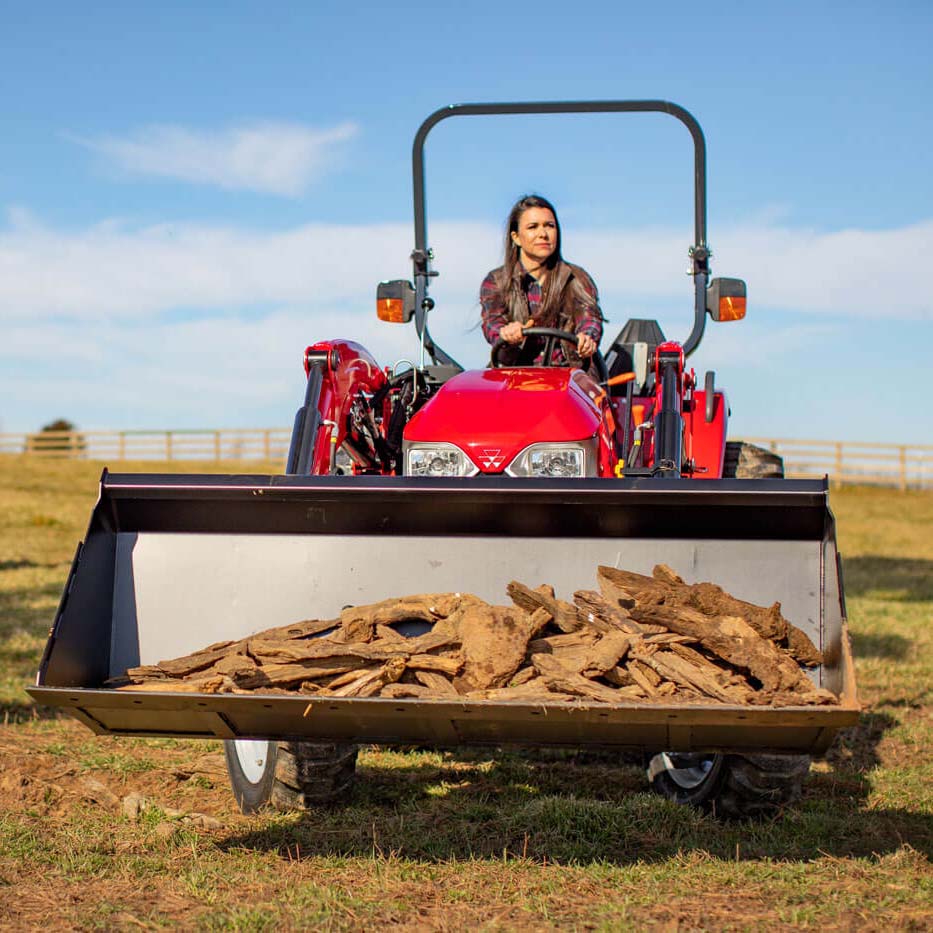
493 194 597 329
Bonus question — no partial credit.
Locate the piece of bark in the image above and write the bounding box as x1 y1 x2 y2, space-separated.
526 633 598 673
573 590 671 635
374 624 407 643
630 603 817 695
233 659 361 689
324 665 380 690
581 632 633 678
329 657 408 698
602 563 822 667
338 593 462 634
528 632 598 652
406 653 463 675
630 647 744 703
212 653 258 678
413 670 460 696
530 653 625 703
450 598 537 691
509 666 537 686
603 665 639 689
468 676 575 702
257 617 339 641
128 639 241 679
379 683 436 699
507 581 582 634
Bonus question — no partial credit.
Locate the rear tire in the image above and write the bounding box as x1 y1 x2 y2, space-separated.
723 441 784 479
224 739 357 814
648 752 810 819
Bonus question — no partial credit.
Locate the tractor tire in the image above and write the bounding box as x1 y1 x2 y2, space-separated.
723 441 784 479
224 739 357 814
647 751 810 819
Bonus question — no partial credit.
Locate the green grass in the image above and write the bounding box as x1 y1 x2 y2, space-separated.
0 456 931 929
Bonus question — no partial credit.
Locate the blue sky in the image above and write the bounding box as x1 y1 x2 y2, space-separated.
1 0 931 443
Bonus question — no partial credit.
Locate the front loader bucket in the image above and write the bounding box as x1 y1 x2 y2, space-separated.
29 473 858 755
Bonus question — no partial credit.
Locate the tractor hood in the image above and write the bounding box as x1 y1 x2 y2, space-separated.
403 368 602 474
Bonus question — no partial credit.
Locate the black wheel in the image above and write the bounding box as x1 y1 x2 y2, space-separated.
722 441 784 479
224 739 357 814
647 752 810 819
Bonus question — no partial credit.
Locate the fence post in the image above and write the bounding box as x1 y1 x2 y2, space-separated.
166 431 173 461
899 446 907 491
834 442 843 488
214 430 221 461
118 431 125 460
264 429 271 460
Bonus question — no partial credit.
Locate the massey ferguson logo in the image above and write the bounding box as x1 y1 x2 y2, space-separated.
478 449 505 470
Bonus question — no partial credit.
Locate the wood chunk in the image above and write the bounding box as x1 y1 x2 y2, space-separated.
374 624 407 643
626 663 658 696
603 665 638 689
530 653 624 703
339 593 461 630
652 564 685 585
630 603 817 695
379 683 435 699
413 670 460 696
133 640 242 679
630 648 743 703
329 657 408 698
597 566 651 606
509 666 537 686
406 653 462 675
603 562 822 667
581 632 633 678
212 653 258 678
258 617 339 641
233 659 359 689
507 581 581 633
452 598 537 691
573 590 644 634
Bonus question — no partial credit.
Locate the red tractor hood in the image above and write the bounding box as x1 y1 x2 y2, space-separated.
404 368 602 473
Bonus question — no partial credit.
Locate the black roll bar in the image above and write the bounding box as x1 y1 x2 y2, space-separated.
410 100 712 364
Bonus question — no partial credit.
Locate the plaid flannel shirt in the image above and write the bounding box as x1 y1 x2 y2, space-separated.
480 264 603 367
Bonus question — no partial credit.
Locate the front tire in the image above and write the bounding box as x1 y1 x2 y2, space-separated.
648 752 810 819
224 740 358 814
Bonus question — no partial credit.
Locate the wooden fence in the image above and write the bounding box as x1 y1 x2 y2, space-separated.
1 429 931 489
0 428 292 464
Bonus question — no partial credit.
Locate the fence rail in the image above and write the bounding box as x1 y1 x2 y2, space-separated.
1 429 931 488
0 428 292 464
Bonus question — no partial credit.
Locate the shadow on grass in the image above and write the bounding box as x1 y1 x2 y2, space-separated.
0 699 67 725
850 631 911 659
218 735 931 865
842 556 933 601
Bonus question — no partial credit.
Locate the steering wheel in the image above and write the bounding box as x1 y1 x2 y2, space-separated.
491 327 609 383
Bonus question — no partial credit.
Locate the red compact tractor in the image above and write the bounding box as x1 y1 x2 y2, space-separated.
31 102 856 819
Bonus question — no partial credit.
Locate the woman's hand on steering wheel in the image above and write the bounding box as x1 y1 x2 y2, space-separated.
499 319 534 345
577 333 597 358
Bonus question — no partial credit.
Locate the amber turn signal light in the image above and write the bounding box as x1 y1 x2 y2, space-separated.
718 295 746 321
377 298 407 323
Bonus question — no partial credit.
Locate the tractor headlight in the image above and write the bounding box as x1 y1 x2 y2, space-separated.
507 439 598 478
404 443 479 477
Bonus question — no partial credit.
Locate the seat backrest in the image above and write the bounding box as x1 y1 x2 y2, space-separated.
603 318 667 395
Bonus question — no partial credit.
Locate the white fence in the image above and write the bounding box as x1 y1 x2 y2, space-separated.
1 429 931 489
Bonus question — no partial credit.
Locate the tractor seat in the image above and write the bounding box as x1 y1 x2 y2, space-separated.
603 318 666 396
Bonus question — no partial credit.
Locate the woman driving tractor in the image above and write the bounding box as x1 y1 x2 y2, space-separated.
480 194 604 372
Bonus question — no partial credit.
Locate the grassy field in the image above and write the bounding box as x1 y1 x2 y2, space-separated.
0 456 930 930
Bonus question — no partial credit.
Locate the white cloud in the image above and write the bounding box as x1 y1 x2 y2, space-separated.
73 121 359 196
2 213 931 325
